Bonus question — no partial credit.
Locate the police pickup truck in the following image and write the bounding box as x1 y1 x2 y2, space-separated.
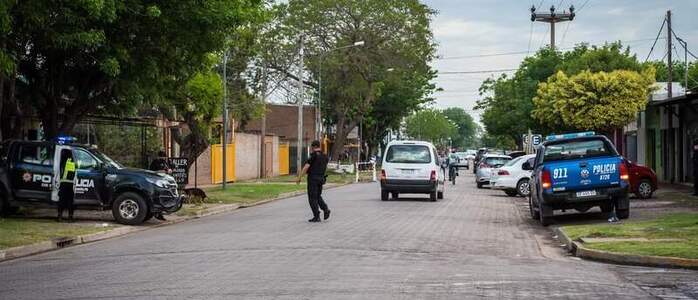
0 139 183 225
525 132 629 226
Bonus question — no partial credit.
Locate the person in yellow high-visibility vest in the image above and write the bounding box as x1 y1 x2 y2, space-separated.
58 149 76 222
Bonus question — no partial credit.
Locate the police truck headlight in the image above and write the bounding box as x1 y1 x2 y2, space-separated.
146 177 169 188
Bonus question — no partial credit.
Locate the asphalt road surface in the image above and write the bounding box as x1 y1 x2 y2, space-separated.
1 173 697 299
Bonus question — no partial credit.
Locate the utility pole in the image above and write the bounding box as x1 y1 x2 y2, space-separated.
297 34 305 175
222 51 229 189
260 66 268 178
666 10 675 183
530 5 576 50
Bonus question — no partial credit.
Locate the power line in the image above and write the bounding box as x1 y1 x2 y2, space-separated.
644 16 667 62
437 38 663 60
527 22 534 55
671 28 698 60
576 0 591 13
438 68 518 75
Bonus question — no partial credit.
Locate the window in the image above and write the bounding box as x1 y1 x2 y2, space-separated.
18 144 53 166
544 139 613 162
503 156 523 167
484 157 510 168
74 149 98 170
385 145 432 164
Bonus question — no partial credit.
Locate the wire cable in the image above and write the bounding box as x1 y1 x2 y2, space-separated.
576 0 591 13
439 69 518 75
644 16 667 62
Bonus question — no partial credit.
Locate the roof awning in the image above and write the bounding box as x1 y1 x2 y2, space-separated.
649 92 698 107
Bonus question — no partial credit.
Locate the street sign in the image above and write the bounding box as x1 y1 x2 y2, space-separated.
531 134 542 146
168 157 189 186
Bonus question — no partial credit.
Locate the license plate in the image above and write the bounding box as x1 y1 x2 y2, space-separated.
401 169 415 175
576 190 597 197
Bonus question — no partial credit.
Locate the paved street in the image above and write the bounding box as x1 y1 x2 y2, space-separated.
1 173 697 299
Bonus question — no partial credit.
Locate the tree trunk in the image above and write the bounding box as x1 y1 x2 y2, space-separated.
172 113 211 176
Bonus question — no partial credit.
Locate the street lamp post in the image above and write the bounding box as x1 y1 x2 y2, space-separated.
222 51 229 189
318 41 365 141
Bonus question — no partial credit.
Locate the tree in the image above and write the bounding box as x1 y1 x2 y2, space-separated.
645 60 698 91
1 0 264 140
532 69 656 133
263 0 437 160
476 42 647 144
404 109 456 147
362 68 437 157
441 107 477 149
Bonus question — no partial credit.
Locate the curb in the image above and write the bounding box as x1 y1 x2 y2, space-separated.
554 227 698 270
0 182 352 263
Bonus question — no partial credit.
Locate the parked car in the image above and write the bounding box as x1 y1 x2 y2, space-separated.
475 154 512 188
490 154 536 197
452 152 469 170
0 139 183 224
380 140 445 201
528 132 630 226
624 158 658 199
505 151 527 159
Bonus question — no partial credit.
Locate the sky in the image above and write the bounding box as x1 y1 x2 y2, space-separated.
424 0 698 123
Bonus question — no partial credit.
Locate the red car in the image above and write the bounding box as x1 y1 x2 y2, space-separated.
624 158 658 199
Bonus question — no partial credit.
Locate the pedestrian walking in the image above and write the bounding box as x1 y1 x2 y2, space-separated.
297 140 330 222
693 141 698 196
149 150 172 221
57 149 76 222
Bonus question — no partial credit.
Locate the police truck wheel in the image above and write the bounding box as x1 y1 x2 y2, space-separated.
529 196 539 219
381 190 389 201
636 179 654 199
538 203 552 226
0 192 9 216
144 211 154 222
476 182 483 189
112 192 148 225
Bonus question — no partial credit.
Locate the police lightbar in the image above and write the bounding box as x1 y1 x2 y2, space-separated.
545 131 596 141
56 136 77 144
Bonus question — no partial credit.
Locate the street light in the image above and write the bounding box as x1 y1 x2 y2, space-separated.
317 40 365 141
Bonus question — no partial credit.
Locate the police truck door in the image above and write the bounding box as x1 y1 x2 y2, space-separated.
12 143 55 201
72 148 104 206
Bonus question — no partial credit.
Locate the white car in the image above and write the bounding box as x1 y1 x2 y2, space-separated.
475 154 511 188
380 140 445 201
490 154 536 197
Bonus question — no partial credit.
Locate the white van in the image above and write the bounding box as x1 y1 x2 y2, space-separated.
380 141 445 201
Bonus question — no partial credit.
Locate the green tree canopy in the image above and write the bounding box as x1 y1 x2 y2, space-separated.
441 107 478 149
0 0 264 140
532 69 656 133
404 109 456 147
263 0 437 160
476 42 649 144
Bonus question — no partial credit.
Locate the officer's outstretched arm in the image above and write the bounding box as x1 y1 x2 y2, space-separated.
296 164 311 184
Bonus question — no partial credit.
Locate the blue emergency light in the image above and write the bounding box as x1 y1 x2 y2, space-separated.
545 131 596 142
56 136 77 144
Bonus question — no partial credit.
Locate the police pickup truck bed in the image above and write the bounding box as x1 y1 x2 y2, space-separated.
527 132 630 226
0 140 183 225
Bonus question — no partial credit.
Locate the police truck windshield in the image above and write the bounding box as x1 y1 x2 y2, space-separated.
90 150 125 169
544 139 612 161
386 145 432 164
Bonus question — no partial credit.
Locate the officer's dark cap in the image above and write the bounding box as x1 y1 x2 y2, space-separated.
311 140 321 148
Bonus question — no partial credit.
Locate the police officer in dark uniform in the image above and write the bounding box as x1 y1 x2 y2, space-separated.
693 140 698 196
297 140 330 222
57 149 76 222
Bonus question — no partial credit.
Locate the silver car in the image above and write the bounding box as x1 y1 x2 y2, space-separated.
475 154 511 188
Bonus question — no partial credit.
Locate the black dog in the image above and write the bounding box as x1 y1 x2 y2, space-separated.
184 188 207 201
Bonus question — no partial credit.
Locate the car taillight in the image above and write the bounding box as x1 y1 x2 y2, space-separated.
430 170 436 181
498 170 510 176
619 162 629 181
380 169 386 181
541 169 552 189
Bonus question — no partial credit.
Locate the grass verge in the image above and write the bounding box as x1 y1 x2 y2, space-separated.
563 213 698 259
244 173 355 184
203 183 307 205
0 218 113 250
